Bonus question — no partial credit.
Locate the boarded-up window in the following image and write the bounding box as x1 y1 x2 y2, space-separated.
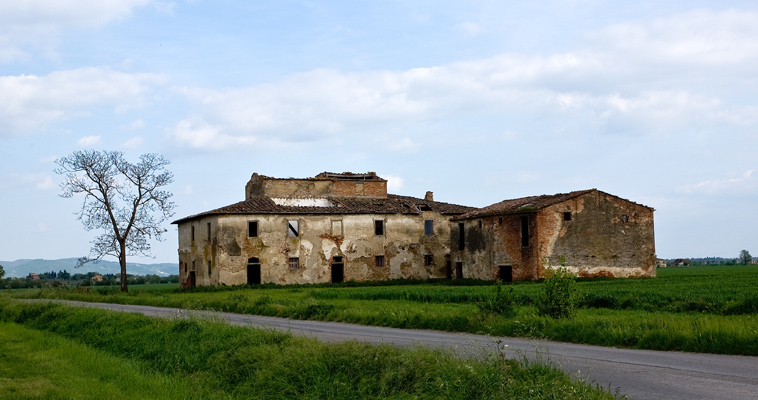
288 220 299 237
374 220 384 236
375 255 385 267
248 221 258 237
288 257 299 269
424 220 434 236
331 219 343 236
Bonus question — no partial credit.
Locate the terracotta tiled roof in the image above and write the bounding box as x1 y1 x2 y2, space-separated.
454 189 653 220
172 194 474 224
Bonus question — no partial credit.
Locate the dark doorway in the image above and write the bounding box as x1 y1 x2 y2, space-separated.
446 260 452 280
247 257 261 285
499 265 513 282
189 271 196 288
455 262 463 279
331 256 344 283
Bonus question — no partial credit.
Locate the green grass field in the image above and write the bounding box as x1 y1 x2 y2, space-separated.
6 265 758 355
0 299 619 400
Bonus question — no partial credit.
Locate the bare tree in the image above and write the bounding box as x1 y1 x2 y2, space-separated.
55 150 176 292
739 250 752 265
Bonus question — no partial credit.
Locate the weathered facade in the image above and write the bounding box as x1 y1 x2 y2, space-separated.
173 172 473 287
173 174 656 287
451 189 656 281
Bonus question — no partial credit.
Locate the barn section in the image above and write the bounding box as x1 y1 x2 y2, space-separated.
451 189 656 281
172 172 473 287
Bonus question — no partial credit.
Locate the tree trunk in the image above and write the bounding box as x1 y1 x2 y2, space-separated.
119 242 128 292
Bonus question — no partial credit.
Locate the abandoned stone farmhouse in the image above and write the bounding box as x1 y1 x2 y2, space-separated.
172 172 656 287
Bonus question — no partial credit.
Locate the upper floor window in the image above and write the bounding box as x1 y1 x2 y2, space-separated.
424 220 434 236
248 221 258 237
191 225 195 242
288 220 299 237
207 223 211 240
563 212 572 221
520 217 529 247
374 220 384 236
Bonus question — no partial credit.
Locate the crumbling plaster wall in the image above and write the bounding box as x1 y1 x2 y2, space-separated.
177 215 219 288
537 192 656 278
179 211 453 286
452 214 539 281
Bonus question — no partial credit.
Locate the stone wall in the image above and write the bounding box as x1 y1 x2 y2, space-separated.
177 211 453 286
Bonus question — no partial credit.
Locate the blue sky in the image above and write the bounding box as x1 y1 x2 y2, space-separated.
1 0 757 264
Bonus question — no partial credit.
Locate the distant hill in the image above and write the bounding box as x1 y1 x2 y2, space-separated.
0 258 178 278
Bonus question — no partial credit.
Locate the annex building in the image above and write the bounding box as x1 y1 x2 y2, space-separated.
172 172 656 287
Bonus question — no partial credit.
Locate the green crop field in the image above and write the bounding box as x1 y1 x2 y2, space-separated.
5 265 758 355
0 299 619 400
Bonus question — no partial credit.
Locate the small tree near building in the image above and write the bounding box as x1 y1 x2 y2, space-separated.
55 150 176 292
739 250 752 265
0 264 5 279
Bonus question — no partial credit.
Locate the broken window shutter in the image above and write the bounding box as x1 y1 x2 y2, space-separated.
288 220 299 237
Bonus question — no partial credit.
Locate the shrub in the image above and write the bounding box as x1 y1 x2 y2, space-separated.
536 265 579 319
478 281 517 317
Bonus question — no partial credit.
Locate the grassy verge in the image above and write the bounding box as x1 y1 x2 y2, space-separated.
6 266 758 355
0 322 218 400
0 299 618 400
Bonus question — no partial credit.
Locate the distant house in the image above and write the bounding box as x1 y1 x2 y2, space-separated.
173 174 657 287
656 258 667 268
28 273 39 280
91 275 103 282
450 189 656 281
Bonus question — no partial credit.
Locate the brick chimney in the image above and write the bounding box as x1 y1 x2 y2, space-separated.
425 191 433 201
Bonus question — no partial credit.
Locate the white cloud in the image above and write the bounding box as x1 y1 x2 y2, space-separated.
0 0 153 61
455 22 483 37
383 175 404 192
165 9 758 151
676 170 756 194
120 136 144 149
0 68 166 135
126 119 145 130
16 173 55 190
77 135 102 147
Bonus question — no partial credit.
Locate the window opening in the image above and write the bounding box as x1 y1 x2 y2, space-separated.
424 254 433 266
375 255 385 267
458 223 465 250
247 257 261 285
248 221 258 237
288 257 299 269
207 261 211 275
374 220 384 236
563 212 572 221
191 226 195 242
499 217 503 225
621 214 629 223
521 217 529 247
424 220 434 236
207 223 211 240
478 220 482 229
288 220 299 237
331 219 343 236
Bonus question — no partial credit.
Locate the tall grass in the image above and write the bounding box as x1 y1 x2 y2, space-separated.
0 299 618 400
7 265 758 355
0 322 216 400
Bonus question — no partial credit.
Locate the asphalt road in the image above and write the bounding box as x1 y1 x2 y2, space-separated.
29 300 758 400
